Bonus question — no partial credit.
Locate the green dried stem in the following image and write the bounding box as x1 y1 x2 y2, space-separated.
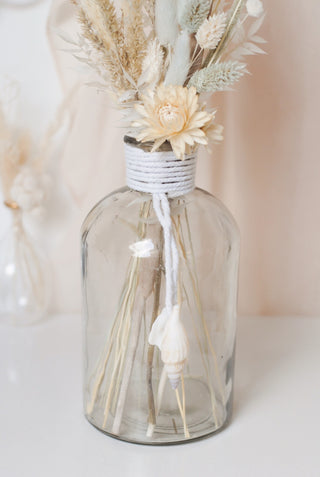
210 0 222 16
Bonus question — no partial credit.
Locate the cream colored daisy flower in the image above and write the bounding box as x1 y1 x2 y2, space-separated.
132 84 217 160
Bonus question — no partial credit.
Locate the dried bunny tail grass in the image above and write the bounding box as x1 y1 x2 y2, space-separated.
164 31 191 86
188 61 246 92
178 0 211 34
204 0 246 67
155 0 179 47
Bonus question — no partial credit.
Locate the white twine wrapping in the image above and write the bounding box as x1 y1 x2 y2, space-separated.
125 143 196 198
125 142 196 313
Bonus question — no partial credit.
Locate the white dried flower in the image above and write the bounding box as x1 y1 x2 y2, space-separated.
188 61 247 92
132 84 215 160
196 12 227 50
179 0 211 33
246 0 264 17
10 166 51 215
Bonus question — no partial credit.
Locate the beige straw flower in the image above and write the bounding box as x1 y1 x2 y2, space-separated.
196 13 227 50
132 84 216 159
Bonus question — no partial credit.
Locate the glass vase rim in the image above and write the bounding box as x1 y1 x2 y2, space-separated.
124 135 197 157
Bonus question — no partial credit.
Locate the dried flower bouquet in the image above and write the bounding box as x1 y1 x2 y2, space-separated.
70 0 265 160
0 78 72 325
73 0 265 441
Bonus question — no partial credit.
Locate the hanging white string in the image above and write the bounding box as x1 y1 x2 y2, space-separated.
153 194 179 312
125 142 196 313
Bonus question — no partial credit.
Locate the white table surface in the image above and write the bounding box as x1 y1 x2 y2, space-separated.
0 314 319 477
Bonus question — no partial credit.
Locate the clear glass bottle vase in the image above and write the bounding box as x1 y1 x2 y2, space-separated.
0 205 49 325
81 141 240 444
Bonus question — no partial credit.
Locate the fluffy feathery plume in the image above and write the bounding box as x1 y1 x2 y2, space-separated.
144 0 156 27
139 39 164 88
178 0 211 33
77 0 148 90
80 0 120 49
188 61 246 92
122 0 148 82
155 0 179 46
196 13 227 50
164 31 191 86
78 3 128 91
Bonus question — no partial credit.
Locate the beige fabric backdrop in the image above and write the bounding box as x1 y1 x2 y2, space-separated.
47 0 320 316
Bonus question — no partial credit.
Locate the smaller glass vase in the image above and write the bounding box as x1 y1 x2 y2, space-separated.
0 206 50 326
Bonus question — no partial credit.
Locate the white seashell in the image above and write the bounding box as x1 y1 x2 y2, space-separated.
129 239 155 258
148 305 189 389
161 306 189 389
148 307 169 348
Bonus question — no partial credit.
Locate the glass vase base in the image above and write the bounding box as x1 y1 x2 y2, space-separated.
85 377 230 445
